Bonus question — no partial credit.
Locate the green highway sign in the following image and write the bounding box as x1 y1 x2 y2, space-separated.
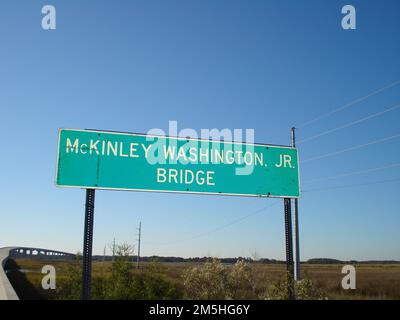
56 129 300 198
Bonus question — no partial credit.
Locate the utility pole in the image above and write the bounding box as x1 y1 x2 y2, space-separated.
112 237 116 262
291 127 301 281
136 222 141 268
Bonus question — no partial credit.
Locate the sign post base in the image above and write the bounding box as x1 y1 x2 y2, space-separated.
284 198 295 300
81 188 95 300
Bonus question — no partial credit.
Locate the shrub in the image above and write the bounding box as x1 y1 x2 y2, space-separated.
140 271 183 300
56 264 81 300
57 243 183 300
183 259 258 299
183 260 326 300
227 260 256 299
183 258 227 299
263 273 327 300
295 278 327 300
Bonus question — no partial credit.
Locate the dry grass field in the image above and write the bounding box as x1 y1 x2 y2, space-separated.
5 259 400 300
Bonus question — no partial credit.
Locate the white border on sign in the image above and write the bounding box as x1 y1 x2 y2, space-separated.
54 128 301 199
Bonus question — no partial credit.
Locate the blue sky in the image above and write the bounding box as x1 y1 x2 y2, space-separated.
0 0 399 260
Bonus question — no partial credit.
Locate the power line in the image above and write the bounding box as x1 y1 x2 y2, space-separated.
176 172 400 241
301 133 400 163
149 173 400 245
189 201 279 239
298 103 400 144
298 79 400 128
148 173 400 246
302 177 400 193
145 154 400 246
302 162 400 184
155 201 280 246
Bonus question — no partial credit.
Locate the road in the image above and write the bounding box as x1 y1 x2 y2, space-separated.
0 247 18 300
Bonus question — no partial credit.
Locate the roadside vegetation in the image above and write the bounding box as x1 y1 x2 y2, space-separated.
5 244 400 300
56 243 183 300
182 259 325 300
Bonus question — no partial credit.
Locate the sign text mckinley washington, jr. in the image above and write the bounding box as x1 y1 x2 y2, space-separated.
56 129 300 198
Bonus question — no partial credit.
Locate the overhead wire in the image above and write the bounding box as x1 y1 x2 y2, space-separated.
298 79 400 128
302 162 400 184
298 103 400 144
149 164 400 245
152 201 281 246
149 81 400 246
302 177 400 193
301 133 400 163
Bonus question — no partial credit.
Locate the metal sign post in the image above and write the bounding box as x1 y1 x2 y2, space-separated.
81 189 95 300
291 127 301 280
284 197 295 299
55 127 301 301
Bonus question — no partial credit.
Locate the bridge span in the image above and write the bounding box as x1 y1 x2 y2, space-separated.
0 246 76 300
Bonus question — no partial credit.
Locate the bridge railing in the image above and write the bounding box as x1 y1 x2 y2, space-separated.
9 247 76 261
0 246 76 300
0 247 19 300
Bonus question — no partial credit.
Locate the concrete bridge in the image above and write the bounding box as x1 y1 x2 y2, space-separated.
0 246 76 300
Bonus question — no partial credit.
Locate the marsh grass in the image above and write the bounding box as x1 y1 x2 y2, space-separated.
6 259 400 300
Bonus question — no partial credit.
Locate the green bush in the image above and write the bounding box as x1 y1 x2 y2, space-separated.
226 260 256 299
56 264 82 300
183 258 227 299
183 259 326 300
56 248 325 300
56 243 183 300
140 271 183 300
183 259 258 299
263 273 327 300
